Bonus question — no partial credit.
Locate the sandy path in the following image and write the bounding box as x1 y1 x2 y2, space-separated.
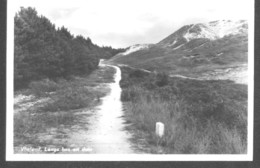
85 64 135 153
14 63 136 154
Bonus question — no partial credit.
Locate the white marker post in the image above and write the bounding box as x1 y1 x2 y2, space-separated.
156 122 164 138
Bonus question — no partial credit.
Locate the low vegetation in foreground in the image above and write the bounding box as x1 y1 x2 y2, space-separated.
14 66 115 151
120 66 247 154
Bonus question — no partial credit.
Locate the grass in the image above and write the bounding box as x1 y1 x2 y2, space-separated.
110 34 247 77
120 66 247 154
27 66 115 112
14 65 116 150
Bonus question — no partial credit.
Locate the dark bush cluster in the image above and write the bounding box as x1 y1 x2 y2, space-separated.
41 86 93 112
29 78 59 96
14 7 125 89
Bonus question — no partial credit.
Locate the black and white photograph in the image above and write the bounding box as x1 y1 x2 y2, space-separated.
6 0 254 161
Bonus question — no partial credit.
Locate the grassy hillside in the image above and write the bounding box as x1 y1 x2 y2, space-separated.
110 35 247 78
120 66 247 154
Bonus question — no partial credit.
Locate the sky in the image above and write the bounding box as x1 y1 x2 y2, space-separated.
11 0 253 48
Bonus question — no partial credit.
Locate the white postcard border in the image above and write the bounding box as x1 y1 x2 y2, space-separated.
6 0 255 161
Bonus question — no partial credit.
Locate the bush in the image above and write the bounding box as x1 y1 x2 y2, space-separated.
119 66 247 154
14 111 46 146
41 86 94 112
155 72 169 87
29 78 58 96
129 69 148 78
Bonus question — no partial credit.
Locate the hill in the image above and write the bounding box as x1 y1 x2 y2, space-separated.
109 20 248 84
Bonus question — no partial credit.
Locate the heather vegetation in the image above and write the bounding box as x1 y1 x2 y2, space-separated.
14 66 115 149
120 66 247 154
111 34 247 77
13 9 249 154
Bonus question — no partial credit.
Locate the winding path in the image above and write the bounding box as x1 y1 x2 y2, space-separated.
86 63 135 153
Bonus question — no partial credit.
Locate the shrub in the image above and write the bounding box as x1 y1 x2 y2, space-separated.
156 72 169 87
119 66 247 154
14 111 46 146
121 86 144 102
29 78 58 96
41 86 94 112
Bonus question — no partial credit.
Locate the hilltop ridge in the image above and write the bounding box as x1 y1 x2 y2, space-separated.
110 20 248 84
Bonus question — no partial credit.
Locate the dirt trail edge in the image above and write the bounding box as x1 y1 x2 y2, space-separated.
85 63 135 154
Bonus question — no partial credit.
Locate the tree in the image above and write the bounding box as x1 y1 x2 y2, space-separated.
14 7 124 89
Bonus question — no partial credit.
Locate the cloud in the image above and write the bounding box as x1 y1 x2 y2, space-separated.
12 0 253 48
93 22 174 46
49 8 79 21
